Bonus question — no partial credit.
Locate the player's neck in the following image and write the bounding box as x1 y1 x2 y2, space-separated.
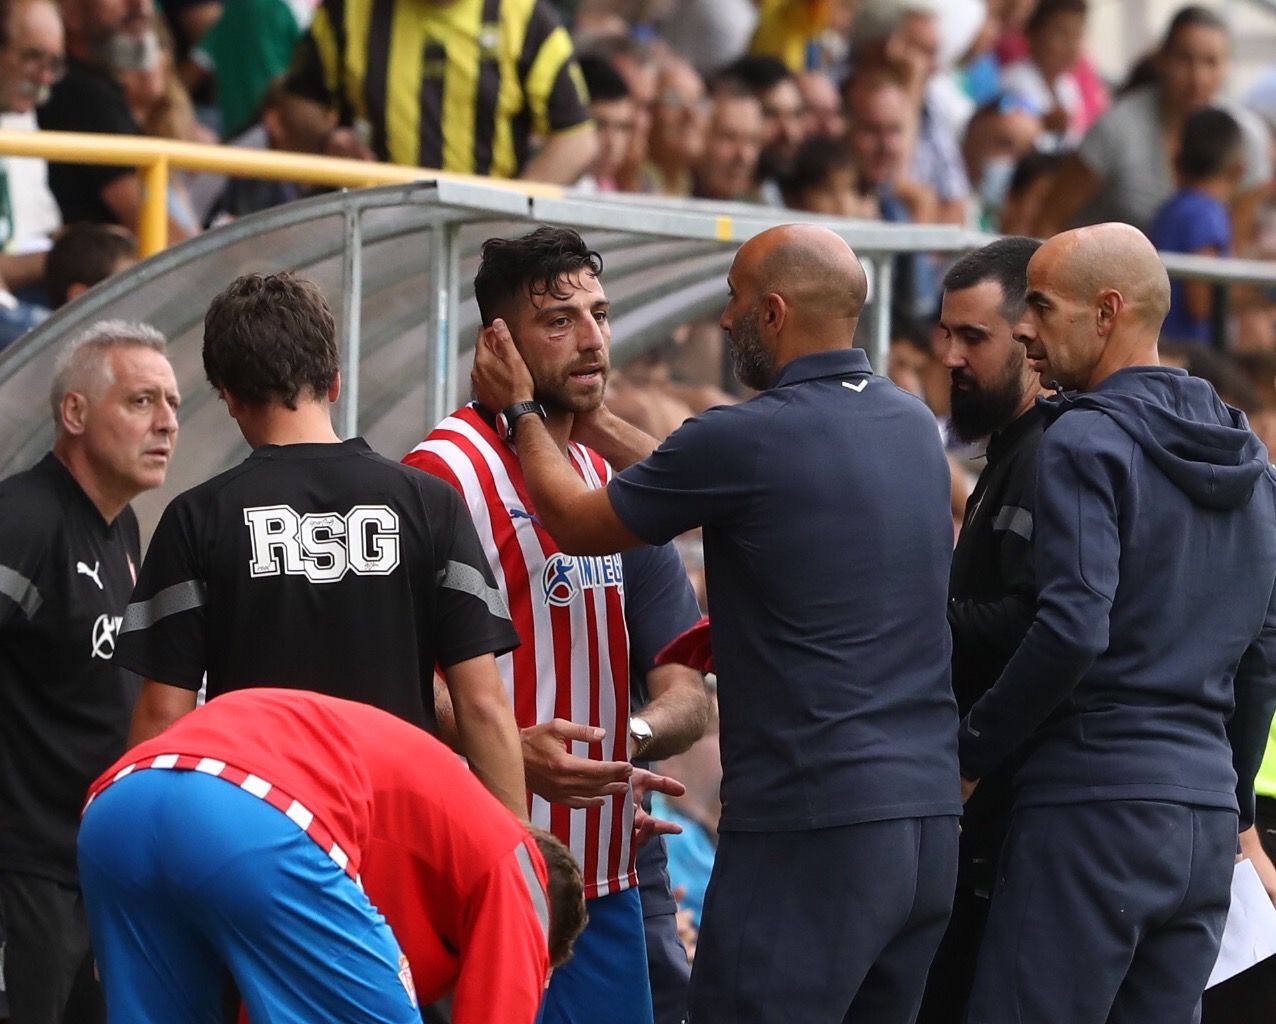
545 408 574 454
237 402 343 449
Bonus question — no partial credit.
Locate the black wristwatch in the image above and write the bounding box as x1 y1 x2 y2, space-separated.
496 400 546 441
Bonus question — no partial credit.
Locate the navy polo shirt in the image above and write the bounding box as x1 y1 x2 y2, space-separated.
610 348 961 833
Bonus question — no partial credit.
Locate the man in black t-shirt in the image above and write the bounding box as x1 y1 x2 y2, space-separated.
39 0 195 241
118 271 528 821
0 320 179 1024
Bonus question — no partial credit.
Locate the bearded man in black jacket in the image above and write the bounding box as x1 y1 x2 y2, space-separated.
916 235 1043 1024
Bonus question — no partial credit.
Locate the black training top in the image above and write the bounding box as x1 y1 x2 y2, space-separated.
0 453 141 883
113 439 519 730
38 59 140 226
947 404 1044 891
610 348 962 833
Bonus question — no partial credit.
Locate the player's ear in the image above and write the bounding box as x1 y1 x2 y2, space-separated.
221 388 246 418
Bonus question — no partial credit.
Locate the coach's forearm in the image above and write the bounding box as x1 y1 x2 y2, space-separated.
633 664 710 761
516 415 589 527
512 415 641 555
570 405 660 470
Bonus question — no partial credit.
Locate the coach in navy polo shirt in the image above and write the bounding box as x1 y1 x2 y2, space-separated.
473 223 962 1024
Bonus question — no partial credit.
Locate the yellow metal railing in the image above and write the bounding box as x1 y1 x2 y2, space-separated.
0 130 564 257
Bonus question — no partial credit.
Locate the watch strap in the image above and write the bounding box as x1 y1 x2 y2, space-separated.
499 400 546 440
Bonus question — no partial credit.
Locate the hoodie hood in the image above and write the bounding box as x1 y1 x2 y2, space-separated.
1039 367 1271 510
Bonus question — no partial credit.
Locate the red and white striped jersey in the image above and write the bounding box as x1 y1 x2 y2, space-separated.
405 405 635 899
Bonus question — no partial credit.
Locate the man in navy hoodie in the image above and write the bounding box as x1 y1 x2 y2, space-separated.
959 222 1276 1024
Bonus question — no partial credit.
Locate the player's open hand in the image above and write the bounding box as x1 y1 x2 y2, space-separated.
631 767 686 846
521 719 632 808
472 318 535 413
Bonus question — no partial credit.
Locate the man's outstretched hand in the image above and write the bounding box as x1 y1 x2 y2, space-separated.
521 719 632 809
631 767 686 846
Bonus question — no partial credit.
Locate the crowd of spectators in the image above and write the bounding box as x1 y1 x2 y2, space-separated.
0 1 1273 420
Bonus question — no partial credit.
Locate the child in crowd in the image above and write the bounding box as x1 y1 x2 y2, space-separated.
576 55 637 193
999 0 1089 149
45 224 138 309
1149 106 1246 346
778 135 877 218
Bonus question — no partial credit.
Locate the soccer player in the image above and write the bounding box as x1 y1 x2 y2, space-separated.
404 227 709 1024
118 272 527 820
79 688 587 1024
0 320 178 1022
470 223 961 1024
960 224 1276 1024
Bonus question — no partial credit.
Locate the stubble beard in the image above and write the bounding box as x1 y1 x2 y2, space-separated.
728 310 776 392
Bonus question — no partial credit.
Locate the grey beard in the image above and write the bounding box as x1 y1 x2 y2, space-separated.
92 29 160 73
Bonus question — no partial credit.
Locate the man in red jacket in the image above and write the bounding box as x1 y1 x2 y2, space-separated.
77 689 586 1024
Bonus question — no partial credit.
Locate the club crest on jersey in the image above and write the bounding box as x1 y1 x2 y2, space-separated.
243 504 401 584
92 614 122 659
541 552 623 607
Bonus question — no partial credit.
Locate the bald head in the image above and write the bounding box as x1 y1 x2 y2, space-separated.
1038 223 1170 328
721 225 867 388
1019 222 1168 391
737 224 868 323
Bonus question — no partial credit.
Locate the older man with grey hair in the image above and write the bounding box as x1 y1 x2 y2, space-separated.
850 0 971 227
0 319 178 1024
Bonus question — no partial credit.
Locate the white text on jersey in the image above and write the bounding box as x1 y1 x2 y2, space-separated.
243 505 401 583
541 552 624 607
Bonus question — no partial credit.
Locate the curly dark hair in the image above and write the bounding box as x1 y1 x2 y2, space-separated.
531 827 588 969
203 272 339 409
473 227 604 326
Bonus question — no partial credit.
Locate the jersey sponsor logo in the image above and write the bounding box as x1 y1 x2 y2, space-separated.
76 560 104 590
92 614 122 659
398 953 418 1009
540 552 624 607
242 505 402 584
509 506 542 526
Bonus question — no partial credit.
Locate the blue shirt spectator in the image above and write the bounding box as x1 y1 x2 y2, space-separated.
1149 188 1230 344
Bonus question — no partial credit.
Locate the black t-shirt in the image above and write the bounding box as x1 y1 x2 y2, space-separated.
0 453 142 884
113 439 519 730
37 58 140 225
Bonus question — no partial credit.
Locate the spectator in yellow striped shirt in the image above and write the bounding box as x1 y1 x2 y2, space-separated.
280 0 597 184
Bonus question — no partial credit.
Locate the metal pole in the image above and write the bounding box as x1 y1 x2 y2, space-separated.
138 158 168 257
869 255 893 374
338 204 363 438
427 223 461 428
